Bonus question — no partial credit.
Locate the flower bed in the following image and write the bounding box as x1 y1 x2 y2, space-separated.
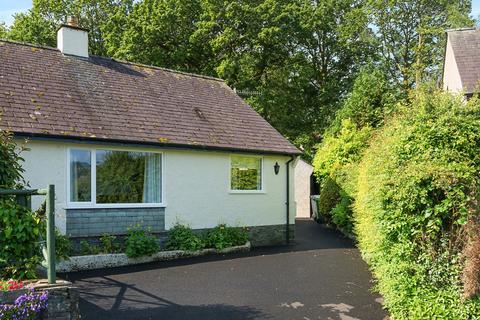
52 241 251 273
0 280 48 320
0 289 48 320
0 280 79 320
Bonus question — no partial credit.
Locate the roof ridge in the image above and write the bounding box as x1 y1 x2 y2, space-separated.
0 38 59 51
446 27 478 33
93 55 225 82
0 38 224 83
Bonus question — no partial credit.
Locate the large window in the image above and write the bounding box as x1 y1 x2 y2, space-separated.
230 155 262 191
68 149 162 206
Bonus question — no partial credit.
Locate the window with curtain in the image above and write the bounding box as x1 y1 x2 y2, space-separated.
69 149 162 204
70 149 91 202
230 155 262 191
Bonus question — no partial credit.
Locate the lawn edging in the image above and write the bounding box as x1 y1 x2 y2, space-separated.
49 241 251 272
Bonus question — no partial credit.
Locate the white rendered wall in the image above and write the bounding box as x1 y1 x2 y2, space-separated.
443 36 463 93
18 140 296 233
18 140 68 233
293 158 313 219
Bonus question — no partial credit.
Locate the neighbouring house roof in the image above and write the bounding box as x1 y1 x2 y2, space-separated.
444 28 480 94
0 40 300 155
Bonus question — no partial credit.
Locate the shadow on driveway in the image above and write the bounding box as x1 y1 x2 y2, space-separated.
65 220 386 320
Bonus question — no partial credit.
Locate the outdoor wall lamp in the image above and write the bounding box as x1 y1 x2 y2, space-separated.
274 162 280 175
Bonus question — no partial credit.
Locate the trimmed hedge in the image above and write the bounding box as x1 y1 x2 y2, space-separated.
354 91 480 318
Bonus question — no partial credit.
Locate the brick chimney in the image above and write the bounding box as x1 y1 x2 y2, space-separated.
57 16 89 58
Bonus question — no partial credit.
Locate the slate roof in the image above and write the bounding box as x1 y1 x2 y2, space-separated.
0 40 299 155
446 28 480 94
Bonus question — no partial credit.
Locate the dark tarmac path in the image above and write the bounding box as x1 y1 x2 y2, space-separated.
65 220 386 320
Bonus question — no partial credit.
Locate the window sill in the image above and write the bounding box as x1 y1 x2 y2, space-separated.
65 203 166 210
229 190 266 195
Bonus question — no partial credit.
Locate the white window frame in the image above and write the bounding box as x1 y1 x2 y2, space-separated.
229 154 265 194
66 147 165 208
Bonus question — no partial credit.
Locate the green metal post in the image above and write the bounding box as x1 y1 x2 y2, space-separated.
46 184 56 284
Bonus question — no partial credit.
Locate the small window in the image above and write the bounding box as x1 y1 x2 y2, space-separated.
230 155 262 191
69 149 92 202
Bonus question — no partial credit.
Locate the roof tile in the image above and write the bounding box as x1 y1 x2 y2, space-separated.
0 40 299 155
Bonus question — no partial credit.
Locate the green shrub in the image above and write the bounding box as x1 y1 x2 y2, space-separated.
317 177 341 224
204 224 249 250
313 119 372 230
79 240 90 255
0 202 42 279
166 224 205 251
54 229 73 261
79 240 100 256
0 130 26 189
100 234 120 253
313 69 394 233
35 203 73 261
0 130 40 279
354 90 480 318
313 119 372 186
331 192 353 235
125 226 159 258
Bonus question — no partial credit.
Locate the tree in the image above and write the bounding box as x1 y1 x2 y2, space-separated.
1 0 473 158
7 0 134 56
328 65 398 135
197 0 374 157
8 10 56 46
0 22 7 39
370 0 473 91
116 0 214 74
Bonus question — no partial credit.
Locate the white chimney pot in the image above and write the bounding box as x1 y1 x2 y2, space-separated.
57 24 89 58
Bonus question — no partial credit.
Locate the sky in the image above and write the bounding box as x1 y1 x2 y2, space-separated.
1 0 480 26
0 0 31 26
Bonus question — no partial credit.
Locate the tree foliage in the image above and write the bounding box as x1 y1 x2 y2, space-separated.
328 65 397 136
0 0 473 154
7 0 134 56
370 0 473 91
0 0 378 156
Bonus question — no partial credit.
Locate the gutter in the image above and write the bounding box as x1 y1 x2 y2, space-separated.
12 132 301 157
285 155 296 244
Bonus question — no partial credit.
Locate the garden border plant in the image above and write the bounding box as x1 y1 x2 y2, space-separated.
0 130 44 280
53 222 251 272
0 280 49 320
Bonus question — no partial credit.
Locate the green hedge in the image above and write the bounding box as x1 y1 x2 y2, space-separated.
354 91 480 318
313 119 371 232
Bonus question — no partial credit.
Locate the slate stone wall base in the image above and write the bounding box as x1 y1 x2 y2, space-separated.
248 224 295 247
70 232 169 254
67 223 295 252
66 207 165 237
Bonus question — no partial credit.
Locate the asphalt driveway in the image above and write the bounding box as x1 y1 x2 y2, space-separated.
65 220 386 320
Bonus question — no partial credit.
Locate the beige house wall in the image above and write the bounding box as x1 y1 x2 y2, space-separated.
294 158 313 219
443 36 463 93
